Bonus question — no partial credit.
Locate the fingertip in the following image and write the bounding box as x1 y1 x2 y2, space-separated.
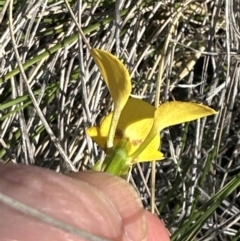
0 164 124 241
69 171 147 241
145 211 170 241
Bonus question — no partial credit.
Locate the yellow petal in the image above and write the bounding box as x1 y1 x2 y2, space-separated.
99 113 119 151
88 98 165 163
137 150 164 162
90 49 132 107
128 130 164 163
117 98 155 156
101 98 155 134
118 98 155 131
86 126 107 151
130 101 217 160
90 48 132 149
99 98 157 158
135 134 164 162
99 112 113 137
153 101 217 132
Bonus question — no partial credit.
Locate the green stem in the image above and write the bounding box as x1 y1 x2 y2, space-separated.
104 147 129 177
103 140 131 177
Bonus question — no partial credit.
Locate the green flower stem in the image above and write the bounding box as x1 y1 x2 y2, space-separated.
103 140 131 177
104 147 129 177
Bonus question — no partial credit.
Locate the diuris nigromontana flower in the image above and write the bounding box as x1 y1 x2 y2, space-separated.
87 49 217 176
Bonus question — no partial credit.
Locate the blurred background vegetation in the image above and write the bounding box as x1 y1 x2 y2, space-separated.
0 0 240 240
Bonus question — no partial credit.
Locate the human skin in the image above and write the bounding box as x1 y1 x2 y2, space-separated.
0 163 170 241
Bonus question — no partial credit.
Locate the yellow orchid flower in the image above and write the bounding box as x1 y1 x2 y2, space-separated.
88 49 217 176
90 49 131 150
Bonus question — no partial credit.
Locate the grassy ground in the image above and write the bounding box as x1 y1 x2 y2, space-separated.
1 0 240 240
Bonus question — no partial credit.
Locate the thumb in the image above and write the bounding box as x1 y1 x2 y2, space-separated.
69 171 147 241
70 171 170 241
